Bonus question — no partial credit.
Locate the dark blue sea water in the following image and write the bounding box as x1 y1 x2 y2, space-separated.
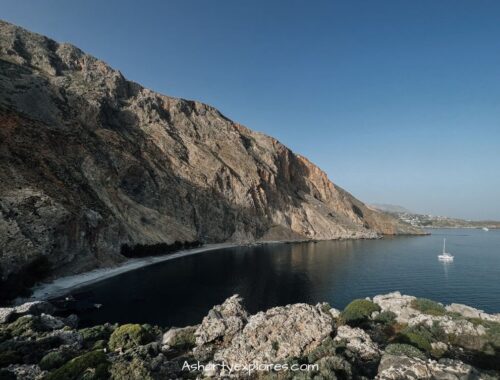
67 228 500 327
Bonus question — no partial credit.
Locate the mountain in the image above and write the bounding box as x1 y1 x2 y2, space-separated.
0 20 423 299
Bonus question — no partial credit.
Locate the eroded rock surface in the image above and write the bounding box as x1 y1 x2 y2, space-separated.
213 301 333 366
195 295 249 346
376 354 489 380
334 325 380 361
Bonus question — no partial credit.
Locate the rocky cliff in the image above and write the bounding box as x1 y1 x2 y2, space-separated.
0 293 499 379
0 20 422 295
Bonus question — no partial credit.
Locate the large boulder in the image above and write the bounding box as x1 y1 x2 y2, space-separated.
373 292 419 324
162 325 197 349
194 295 249 346
212 301 334 367
446 303 500 323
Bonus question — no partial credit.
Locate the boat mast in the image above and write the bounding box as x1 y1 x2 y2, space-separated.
443 238 446 254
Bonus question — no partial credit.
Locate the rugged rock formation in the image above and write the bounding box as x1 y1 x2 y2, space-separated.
0 20 422 299
1 293 499 379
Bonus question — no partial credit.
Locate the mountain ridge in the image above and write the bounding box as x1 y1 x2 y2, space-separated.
0 20 423 300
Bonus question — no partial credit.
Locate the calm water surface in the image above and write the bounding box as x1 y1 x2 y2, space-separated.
67 228 500 327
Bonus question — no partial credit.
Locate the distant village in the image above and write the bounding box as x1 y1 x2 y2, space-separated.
395 212 500 229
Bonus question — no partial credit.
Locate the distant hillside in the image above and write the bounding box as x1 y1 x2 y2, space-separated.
371 205 500 229
370 204 413 214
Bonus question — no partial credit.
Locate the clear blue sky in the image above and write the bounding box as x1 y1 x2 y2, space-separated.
2 1 499 219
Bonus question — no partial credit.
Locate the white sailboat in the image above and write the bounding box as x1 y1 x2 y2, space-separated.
438 238 454 261
482 227 489 231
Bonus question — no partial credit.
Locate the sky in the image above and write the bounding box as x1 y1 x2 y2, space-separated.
1 1 499 219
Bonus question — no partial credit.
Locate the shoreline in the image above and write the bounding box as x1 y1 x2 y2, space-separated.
20 242 242 304
19 240 300 304
17 232 426 304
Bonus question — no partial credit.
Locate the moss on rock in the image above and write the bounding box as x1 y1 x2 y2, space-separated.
110 357 153 380
79 324 114 348
7 315 45 337
39 351 67 371
374 310 397 325
402 331 432 352
108 324 153 352
385 343 426 360
411 298 446 316
44 350 109 380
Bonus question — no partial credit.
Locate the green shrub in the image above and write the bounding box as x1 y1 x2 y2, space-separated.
307 337 338 363
44 350 109 380
411 298 446 316
79 325 113 348
39 351 66 371
110 357 153 380
403 331 432 352
470 319 500 349
398 323 446 353
121 240 203 258
0 350 22 367
385 343 426 360
108 324 153 351
7 315 45 337
374 311 397 325
341 299 381 325
92 340 107 350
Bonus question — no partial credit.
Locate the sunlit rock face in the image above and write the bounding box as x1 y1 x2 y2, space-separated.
0 19 422 291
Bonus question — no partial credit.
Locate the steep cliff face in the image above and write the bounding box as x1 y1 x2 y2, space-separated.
0 20 422 285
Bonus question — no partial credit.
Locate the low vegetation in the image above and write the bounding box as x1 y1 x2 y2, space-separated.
395 322 446 356
108 324 154 351
79 324 114 348
385 343 426 360
39 351 68 371
44 350 109 380
374 310 397 325
341 299 381 326
410 298 446 316
120 240 203 258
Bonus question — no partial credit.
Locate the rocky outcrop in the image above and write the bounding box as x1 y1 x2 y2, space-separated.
0 301 54 323
376 355 488 380
0 20 423 300
1 293 499 379
334 325 380 361
211 300 333 366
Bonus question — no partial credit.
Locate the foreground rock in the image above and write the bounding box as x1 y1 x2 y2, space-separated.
0 19 424 301
1 292 499 379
